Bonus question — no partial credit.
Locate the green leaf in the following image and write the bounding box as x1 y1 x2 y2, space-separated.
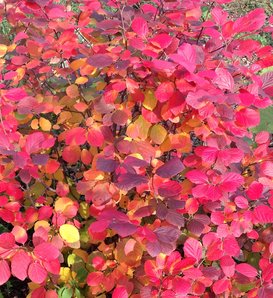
58 287 73 298
76 267 89 283
252 106 273 133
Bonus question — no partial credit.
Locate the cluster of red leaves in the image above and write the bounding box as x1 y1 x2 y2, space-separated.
1 0 273 297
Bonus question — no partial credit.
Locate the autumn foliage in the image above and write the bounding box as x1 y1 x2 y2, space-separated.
1 0 273 297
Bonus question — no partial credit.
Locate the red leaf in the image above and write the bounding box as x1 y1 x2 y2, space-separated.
0 232 15 249
88 54 113 68
28 262 47 284
112 287 128 298
184 238 202 263
155 82 175 103
87 271 104 286
236 263 257 278
220 256 235 277
65 127 86 145
34 242 59 261
144 260 162 281
0 260 11 285
247 181 263 200
213 279 230 295
87 128 104 147
253 205 273 223
235 108 260 127
11 251 31 281
156 157 184 178
131 17 148 37
150 34 172 49
233 8 266 34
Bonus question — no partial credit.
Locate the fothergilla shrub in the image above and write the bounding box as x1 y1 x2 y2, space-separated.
0 0 273 297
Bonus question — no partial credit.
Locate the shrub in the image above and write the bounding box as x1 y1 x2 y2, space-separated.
0 0 273 297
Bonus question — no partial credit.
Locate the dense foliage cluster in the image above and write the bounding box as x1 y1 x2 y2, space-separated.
1 0 273 297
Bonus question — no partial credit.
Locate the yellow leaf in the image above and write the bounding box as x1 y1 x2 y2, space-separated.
59 267 72 283
0 45 7 58
150 124 167 144
31 119 39 130
39 117 52 131
79 202 90 219
143 90 157 111
75 76 88 85
59 224 80 243
135 115 151 139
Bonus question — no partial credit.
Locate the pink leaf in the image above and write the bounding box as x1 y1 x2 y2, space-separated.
48 7 67 19
260 161 273 178
28 262 47 284
184 237 202 263
112 287 128 298
220 172 244 192
169 43 196 73
34 242 59 261
186 170 208 184
214 68 234 91
25 132 45 154
11 250 31 281
3 88 27 101
253 205 273 223
236 263 257 278
0 260 11 285
131 17 148 37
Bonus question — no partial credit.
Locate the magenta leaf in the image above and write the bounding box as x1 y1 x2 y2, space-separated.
184 238 202 263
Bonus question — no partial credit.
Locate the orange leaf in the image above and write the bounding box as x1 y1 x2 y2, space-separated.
0 45 7 58
66 84 79 98
39 117 52 131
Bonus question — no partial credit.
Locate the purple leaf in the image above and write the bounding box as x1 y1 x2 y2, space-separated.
88 54 113 68
110 222 138 237
156 157 184 178
96 157 118 172
116 173 148 191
